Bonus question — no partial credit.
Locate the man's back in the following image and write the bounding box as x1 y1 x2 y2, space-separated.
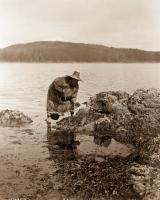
47 75 79 114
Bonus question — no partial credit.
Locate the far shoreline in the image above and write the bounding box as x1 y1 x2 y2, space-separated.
1 61 160 64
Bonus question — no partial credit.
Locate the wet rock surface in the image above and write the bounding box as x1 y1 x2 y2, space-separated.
0 109 33 127
46 147 160 200
58 89 160 166
56 88 160 199
57 107 105 134
57 156 147 199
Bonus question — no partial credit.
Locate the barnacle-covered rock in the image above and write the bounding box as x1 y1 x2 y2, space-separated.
54 88 160 199
58 89 160 165
57 107 105 134
89 90 130 113
129 164 160 199
127 88 160 114
0 109 32 127
92 89 160 166
127 89 160 166
93 91 133 146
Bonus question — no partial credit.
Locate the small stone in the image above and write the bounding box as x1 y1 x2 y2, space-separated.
95 156 105 162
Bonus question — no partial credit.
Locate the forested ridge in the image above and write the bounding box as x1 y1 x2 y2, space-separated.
0 41 160 62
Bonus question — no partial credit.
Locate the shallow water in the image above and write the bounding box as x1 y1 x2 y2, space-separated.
1 63 160 149
0 63 160 199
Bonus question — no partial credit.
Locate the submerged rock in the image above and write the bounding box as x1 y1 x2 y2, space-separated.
0 109 32 127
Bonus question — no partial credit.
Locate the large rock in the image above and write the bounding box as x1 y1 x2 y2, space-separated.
129 164 160 199
58 89 160 166
0 109 32 127
127 88 160 114
89 90 130 113
57 107 105 135
94 89 160 166
127 89 160 166
56 88 160 199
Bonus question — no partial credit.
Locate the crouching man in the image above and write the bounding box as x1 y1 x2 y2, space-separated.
46 71 82 131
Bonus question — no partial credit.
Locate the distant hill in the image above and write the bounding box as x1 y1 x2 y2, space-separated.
0 41 160 62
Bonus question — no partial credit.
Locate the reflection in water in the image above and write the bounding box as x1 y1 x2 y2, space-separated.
46 125 134 162
48 147 78 162
47 128 79 162
46 128 136 199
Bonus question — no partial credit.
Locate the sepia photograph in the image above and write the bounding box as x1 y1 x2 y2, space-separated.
0 0 160 199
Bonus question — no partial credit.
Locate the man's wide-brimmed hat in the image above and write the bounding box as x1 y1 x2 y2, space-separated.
67 71 82 81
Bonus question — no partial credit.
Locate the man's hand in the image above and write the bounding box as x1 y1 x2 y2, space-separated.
61 96 72 101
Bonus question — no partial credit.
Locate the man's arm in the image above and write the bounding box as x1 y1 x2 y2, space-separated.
69 88 79 116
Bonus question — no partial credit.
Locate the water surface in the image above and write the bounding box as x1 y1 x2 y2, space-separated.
0 63 160 199
0 63 160 116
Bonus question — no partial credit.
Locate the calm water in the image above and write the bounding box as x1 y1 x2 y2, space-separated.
0 63 160 116
0 63 160 199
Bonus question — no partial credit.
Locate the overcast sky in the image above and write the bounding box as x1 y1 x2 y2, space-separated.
0 0 160 50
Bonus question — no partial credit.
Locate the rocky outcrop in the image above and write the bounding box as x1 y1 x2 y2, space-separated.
57 88 160 199
0 109 33 127
93 89 160 166
129 164 160 199
57 107 105 135
58 88 160 166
